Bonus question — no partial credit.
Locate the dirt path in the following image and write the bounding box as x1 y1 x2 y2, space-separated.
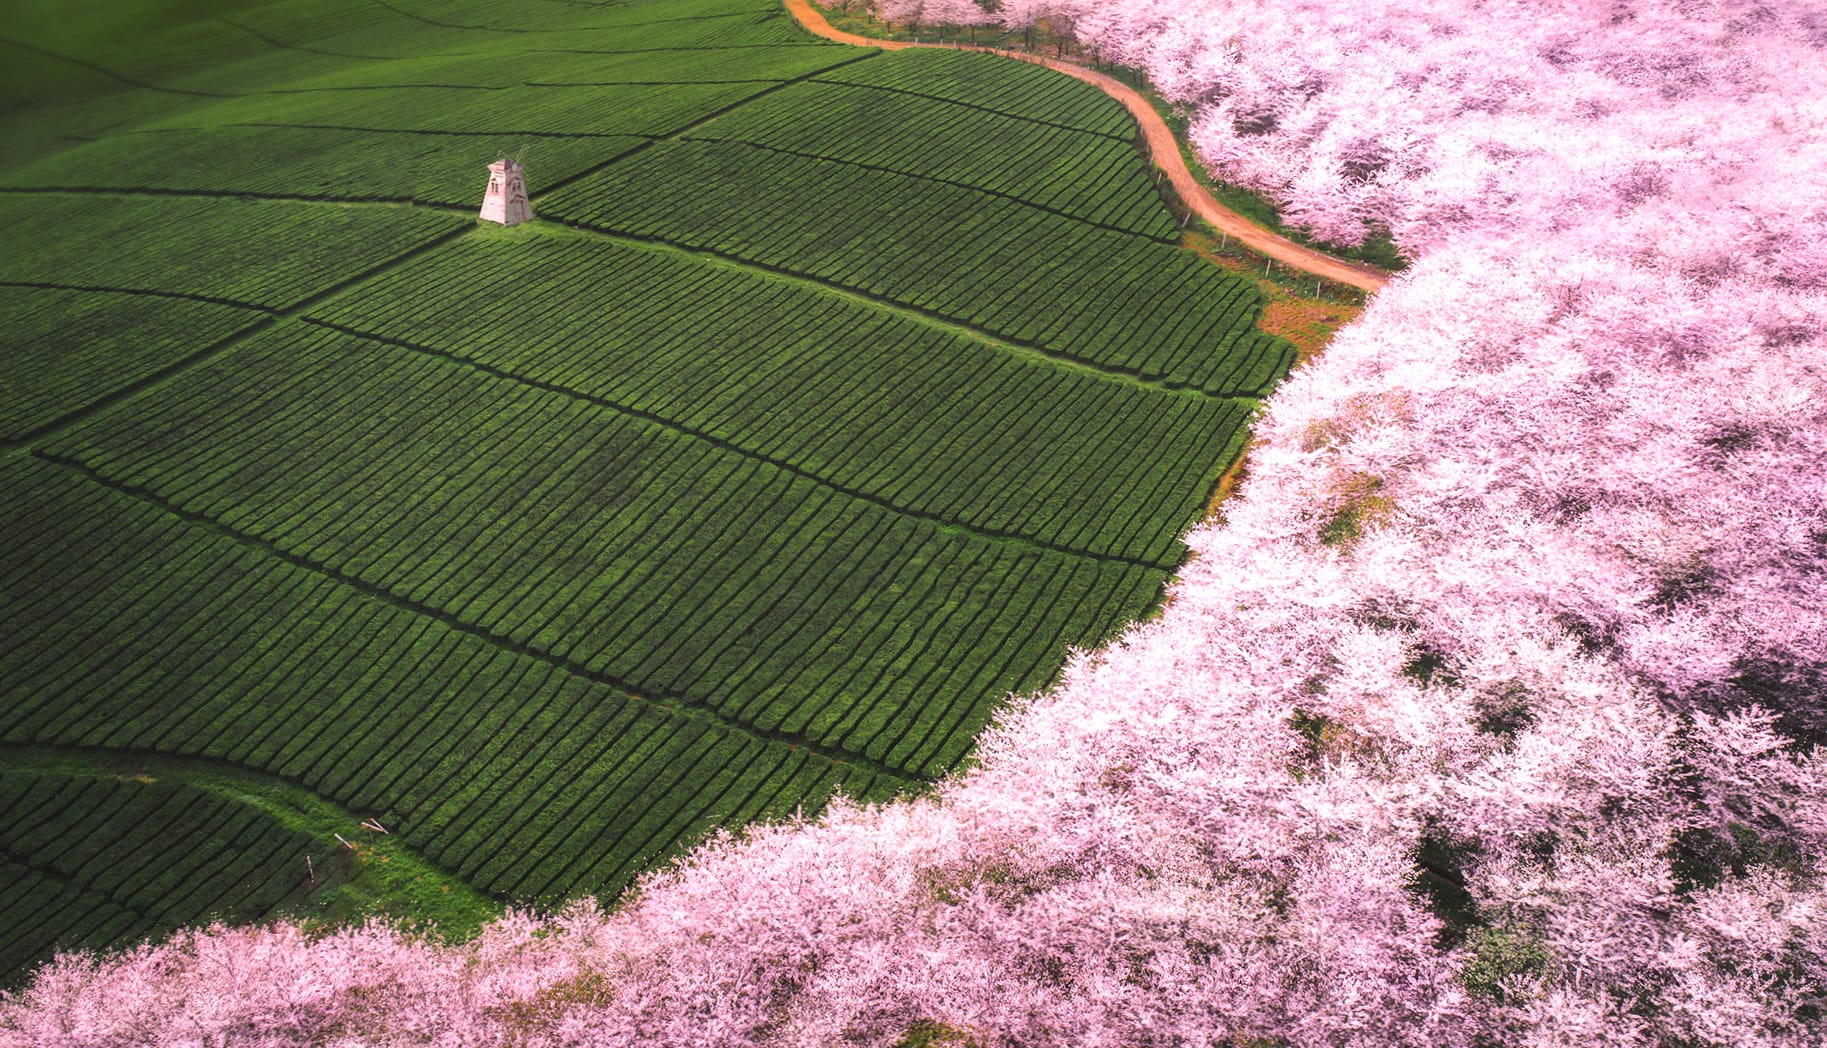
783 0 1389 293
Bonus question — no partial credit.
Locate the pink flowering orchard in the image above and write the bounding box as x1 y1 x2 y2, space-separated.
5 0 1825 1044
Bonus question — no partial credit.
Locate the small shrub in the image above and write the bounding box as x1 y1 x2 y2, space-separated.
1459 925 1551 1005
1319 473 1394 548
895 1019 985 1048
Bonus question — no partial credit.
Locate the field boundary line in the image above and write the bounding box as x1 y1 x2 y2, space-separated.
298 315 1190 572
0 185 474 212
0 280 278 314
366 0 538 35
0 35 233 99
555 8 761 32
251 83 503 94
533 51 880 200
0 319 275 454
781 0 1388 293
525 79 788 87
0 845 149 918
210 122 651 139
541 218 1240 401
801 77 1130 142
676 134 1176 242
35 449 920 787
244 79 797 97
214 14 394 62
1 223 474 453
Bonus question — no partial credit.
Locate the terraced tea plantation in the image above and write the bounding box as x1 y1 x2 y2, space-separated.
0 0 1291 983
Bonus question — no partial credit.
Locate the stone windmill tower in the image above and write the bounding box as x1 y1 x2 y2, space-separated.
479 154 533 226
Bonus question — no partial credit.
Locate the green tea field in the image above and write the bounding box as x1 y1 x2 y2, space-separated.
0 0 1291 983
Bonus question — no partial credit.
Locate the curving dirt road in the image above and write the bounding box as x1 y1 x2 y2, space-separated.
783 0 1389 293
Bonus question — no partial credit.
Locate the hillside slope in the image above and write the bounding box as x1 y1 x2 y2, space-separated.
5 1 1822 1045
0 0 1290 987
